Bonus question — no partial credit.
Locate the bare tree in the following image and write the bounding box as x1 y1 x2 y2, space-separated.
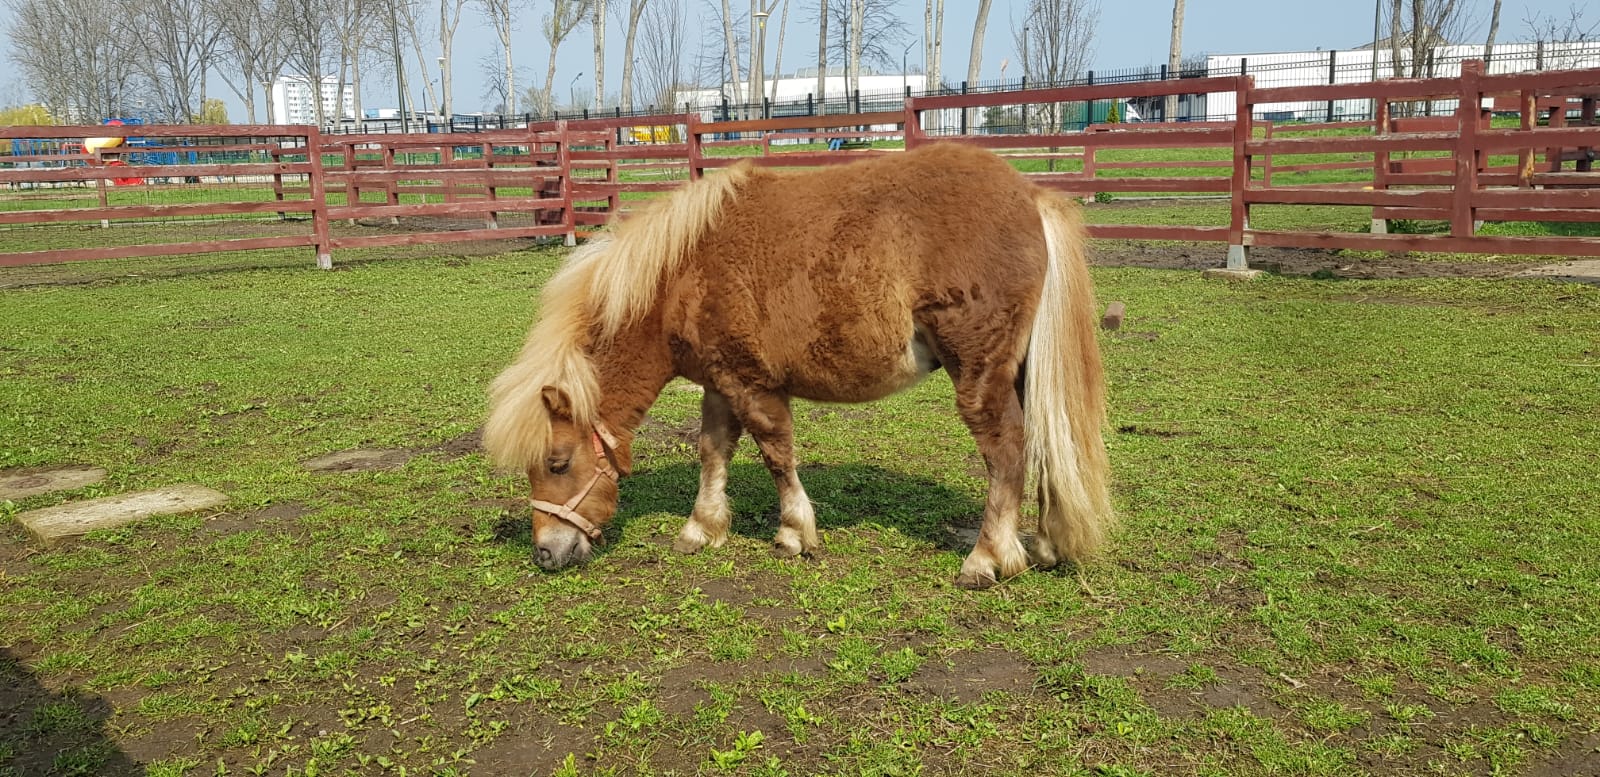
768 0 791 104
966 0 992 128
815 0 827 113
279 0 339 125
719 0 746 107
924 0 944 90
138 0 224 122
823 0 905 90
391 0 441 117
5 0 143 121
1166 0 1183 121
638 0 686 110
439 0 468 117
1012 0 1096 130
618 0 652 111
541 0 589 116
477 0 522 114
483 50 513 113
1523 4 1598 69
592 0 608 109
210 0 285 123
1483 0 1503 64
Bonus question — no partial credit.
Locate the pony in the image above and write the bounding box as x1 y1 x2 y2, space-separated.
485 143 1113 588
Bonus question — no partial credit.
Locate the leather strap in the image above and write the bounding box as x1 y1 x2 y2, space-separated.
530 422 621 542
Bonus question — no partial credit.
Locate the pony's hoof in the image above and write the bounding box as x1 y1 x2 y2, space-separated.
673 523 717 554
953 570 997 590
771 541 818 560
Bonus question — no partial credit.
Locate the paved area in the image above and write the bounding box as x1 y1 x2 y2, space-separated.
1515 259 1600 285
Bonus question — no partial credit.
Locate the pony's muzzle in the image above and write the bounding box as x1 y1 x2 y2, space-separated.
534 522 591 570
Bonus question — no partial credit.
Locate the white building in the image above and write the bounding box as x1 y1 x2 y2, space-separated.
1204 42 1600 123
270 76 356 125
684 72 928 128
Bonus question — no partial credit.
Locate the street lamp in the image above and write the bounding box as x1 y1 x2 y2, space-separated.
902 40 916 96
570 72 584 112
753 9 770 114
437 56 446 119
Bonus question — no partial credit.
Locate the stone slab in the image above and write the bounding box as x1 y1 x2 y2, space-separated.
302 449 412 472
0 465 107 501
16 485 231 546
1514 259 1600 286
1202 268 1266 281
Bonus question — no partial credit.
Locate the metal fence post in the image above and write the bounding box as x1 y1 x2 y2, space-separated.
1326 50 1338 121
960 81 969 134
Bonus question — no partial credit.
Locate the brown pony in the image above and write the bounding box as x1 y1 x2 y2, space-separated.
485 143 1112 588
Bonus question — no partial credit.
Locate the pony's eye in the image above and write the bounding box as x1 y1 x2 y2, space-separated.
548 460 571 475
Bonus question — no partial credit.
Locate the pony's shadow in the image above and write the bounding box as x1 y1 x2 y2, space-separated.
0 649 145 775
495 461 985 556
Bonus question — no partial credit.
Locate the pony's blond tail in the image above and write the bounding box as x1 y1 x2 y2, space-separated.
1025 192 1114 568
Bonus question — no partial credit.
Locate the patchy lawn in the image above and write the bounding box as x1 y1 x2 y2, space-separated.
2 247 1598 776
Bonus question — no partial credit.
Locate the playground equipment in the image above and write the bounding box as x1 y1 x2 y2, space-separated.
84 120 143 185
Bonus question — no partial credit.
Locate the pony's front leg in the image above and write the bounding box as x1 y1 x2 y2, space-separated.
674 389 743 554
735 391 821 558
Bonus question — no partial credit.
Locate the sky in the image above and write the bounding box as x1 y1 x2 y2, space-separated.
1 0 1590 120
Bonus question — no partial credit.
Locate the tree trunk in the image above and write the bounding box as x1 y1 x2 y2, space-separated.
932 0 944 91
593 0 606 109
1388 0 1403 79
1482 0 1502 65
505 22 517 114
1166 0 1184 121
965 0 992 129
769 0 788 105
816 0 826 115
544 38 560 113
849 0 863 99
621 0 648 111
720 0 743 108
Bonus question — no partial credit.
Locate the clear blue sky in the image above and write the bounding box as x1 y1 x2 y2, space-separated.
2 0 1585 118
414 0 1570 114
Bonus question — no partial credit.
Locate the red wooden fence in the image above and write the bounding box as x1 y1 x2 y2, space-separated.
3 60 1598 270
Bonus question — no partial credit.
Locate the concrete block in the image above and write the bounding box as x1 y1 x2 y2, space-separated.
0 465 107 501
16 485 231 546
1202 268 1266 281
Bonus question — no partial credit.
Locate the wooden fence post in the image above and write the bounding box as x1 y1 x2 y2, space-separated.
305 128 334 269
1227 75 1254 271
1451 60 1484 238
1372 98 1391 233
687 114 704 181
556 120 575 246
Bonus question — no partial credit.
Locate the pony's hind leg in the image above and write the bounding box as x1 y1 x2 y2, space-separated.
674 389 743 554
950 358 1031 589
727 390 821 558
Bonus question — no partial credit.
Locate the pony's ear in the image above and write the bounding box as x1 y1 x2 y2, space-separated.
540 386 573 420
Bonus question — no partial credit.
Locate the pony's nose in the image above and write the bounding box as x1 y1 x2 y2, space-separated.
538 546 554 564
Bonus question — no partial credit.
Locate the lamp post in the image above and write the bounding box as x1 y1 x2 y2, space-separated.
437 56 447 119
753 9 770 117
570 72 584 112
903 40 916 96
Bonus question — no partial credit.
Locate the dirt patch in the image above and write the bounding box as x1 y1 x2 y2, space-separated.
1079 646 1286 721
1526 731 1600 777
470 718 592 774
426 428 483 459
1093 243 1543 280
302 448 412 473
636 416 700 448
903 648 1040 703
203 501 311 535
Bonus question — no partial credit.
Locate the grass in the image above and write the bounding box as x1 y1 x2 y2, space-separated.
2 245 1599 775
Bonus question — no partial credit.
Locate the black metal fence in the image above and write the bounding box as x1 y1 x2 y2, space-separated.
324 42 1600 135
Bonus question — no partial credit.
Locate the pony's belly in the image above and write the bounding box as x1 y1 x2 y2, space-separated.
791 330 938 403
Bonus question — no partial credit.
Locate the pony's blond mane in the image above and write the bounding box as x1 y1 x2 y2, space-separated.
484 165 750 473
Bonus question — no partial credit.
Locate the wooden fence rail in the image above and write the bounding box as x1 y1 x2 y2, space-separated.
2 59 1598 270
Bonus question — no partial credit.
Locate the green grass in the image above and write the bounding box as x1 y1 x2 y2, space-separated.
2 247 1598 775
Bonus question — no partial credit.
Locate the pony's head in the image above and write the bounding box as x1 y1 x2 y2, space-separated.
522 386 632 569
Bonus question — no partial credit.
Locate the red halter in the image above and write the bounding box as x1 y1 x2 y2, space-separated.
529 421 621 542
